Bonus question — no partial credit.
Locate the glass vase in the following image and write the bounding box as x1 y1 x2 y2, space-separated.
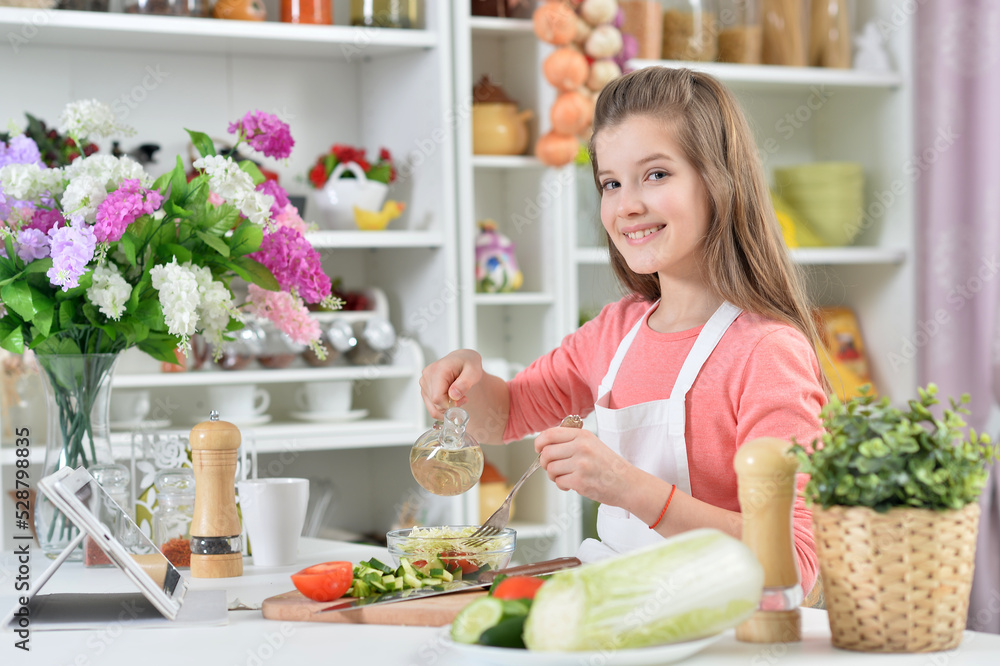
34 353 119 560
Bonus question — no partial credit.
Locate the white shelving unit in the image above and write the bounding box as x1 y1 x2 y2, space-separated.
0 2 466 545
451 5 581 562
568 0 916 405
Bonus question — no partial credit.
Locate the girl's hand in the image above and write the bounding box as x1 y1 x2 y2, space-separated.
534 425 634 506
418 349 484 420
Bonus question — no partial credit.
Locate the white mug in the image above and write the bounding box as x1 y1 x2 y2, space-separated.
294 380 352 415
203 384 270 421
237 478 310 568
110 389 151 424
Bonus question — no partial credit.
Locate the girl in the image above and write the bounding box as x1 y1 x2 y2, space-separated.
419 67 825 594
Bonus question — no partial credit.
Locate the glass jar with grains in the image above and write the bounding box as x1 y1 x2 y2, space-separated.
717 0 762 63
661 0 718 62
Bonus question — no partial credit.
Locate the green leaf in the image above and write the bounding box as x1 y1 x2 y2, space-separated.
135 298 166 331
169 154 188 201
186 129 216 159
229 221 263 256
366 163 391 184
238 160 265 186
196 230 230 258
163 199 192 218
33 305 54 337
24 258 53 275
119 232 138 267
0 320 24 354
165 244 193 264
138 333 182 365
33 337 82 356
3 235 15 263
230 257 279 291
203 203 242 236
1 281 54 321
152 169 172 193
58 301 77 329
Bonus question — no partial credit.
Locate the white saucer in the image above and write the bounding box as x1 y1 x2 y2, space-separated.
290 409 368 424
190 414 272 427
110 419 172 431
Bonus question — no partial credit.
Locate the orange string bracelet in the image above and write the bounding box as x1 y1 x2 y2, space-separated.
649 484 677 530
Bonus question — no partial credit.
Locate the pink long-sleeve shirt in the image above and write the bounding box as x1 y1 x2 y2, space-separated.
503 296 825 594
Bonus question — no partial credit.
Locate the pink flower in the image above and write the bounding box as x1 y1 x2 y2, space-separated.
93 179 163 243
228 111 294 160
273 203 308 235
248 226 330 304
207 191 226 207
24 208 66 234
245 284 320 346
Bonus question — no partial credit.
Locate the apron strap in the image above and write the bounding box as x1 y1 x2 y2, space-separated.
668 301 743 433
597 301 660 398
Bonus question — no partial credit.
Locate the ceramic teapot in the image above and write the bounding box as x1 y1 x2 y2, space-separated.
472 75 533 156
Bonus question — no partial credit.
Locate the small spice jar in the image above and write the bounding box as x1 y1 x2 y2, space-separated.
661 0 719 62
281 0 332 24
84 463 132 568
153 469 195 569
717 0 762 63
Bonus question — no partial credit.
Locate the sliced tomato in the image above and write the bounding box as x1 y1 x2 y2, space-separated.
491 576 545 601
440 551 479 574
290 561 353 602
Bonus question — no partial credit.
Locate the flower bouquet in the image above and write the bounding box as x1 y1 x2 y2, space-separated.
307 144 398 230
0 99 338 557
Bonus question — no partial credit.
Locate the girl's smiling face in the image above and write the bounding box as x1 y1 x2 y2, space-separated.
595 115 712 281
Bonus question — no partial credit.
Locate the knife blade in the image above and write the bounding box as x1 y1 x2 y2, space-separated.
319 556 581 613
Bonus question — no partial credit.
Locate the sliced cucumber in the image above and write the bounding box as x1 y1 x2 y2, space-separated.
450 597 505 645
478 615 527 649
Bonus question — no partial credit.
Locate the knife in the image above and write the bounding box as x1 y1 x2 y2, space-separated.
319 556 581 613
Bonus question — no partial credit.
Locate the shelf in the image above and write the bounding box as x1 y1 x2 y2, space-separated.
468 17 534 36
472 155 545 170
306 230 444 249
474 292 555 306
0 8 438 59
113 365 414 388
576 246 907 267
629 60 903 92
0 420 425 466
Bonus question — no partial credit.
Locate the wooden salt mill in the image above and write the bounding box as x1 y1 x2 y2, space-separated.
733 437 802 643
189 411 243 578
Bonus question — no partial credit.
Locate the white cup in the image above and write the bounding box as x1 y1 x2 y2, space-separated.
203 385 270 421
110 389 151 424
237 478 310 568
294 380 352 415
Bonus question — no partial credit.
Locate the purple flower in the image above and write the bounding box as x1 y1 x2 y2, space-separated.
16 227 50 262
47 222 96 291
0 135 43 168
24 208 66 234
228 111 294 160
248 226 330 304
256 179 289 218
93 178 164 243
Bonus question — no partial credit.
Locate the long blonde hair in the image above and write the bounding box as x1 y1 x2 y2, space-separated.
588 66 821 353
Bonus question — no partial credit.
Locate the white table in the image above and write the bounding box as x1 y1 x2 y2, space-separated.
2 538 999 665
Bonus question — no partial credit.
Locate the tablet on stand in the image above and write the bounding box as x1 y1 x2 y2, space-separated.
2 466 228 631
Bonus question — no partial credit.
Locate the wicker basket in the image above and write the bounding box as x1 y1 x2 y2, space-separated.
812 502 980 652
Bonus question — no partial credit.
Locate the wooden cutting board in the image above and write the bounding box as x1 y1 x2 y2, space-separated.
261 588 488 626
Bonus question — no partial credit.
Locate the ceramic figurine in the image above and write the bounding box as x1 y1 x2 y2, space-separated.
854 21 892 73
475 220 523 294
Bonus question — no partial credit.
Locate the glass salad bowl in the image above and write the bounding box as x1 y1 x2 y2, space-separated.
386 525 515 576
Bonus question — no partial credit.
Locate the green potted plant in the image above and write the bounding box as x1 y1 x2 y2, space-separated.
791 385 998 653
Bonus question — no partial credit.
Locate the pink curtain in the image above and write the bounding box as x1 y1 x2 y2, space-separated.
916 0 1000 633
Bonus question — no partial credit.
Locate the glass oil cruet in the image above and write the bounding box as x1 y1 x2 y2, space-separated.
410 405 484 496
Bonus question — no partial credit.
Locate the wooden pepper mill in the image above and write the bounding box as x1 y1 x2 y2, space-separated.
733 437 802 643
189 411 243 578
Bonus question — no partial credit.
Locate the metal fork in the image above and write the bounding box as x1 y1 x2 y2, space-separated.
465 415 583 548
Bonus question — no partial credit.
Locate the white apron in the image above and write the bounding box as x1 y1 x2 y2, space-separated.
576 300 743 562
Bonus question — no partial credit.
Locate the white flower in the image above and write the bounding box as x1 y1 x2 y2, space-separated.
58 99 135 143
234 189 274 227
0 163 64 202
192 155 255 202
64 154 151 189
86 262 132 321
151 259 201 349
190 264 239 348
60 173 107 224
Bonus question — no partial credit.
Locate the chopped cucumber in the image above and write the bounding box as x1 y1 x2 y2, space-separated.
450 597 505 645
478 615 527 649
366 558 394 574
403 573 422 589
